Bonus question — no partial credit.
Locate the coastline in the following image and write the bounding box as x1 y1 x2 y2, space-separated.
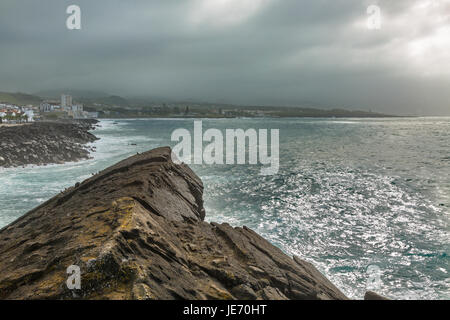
0 123 31 128
92 114 403 119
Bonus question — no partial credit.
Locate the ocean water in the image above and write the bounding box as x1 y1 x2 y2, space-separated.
0 117 449 299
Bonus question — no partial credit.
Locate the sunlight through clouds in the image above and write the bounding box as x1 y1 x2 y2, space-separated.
404 0 450 76
380 0 450 76
351 0 450 77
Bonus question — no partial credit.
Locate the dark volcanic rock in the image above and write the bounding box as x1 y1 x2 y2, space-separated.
0 120 99 168
364 291 389 300
0 147 347 300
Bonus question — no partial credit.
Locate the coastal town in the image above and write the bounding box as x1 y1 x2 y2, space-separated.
0 94 98 124
0 104 35 123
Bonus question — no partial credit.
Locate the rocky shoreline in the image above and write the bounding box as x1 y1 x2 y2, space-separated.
0 120 99 168
0 147 353 300
0 147 390 300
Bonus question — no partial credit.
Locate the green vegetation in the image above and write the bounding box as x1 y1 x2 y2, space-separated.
2 113 28 122
0 92 42 105
42 111 68 120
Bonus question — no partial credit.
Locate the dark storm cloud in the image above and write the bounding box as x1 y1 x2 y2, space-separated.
0 0 449 115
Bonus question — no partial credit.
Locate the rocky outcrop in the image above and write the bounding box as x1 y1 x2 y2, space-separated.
0 147 347 300
0 120 99 168
364 291 389 300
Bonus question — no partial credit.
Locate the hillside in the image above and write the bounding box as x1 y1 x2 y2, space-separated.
0 92 42 105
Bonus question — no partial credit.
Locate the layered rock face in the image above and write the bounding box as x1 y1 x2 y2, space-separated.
0 147 347 300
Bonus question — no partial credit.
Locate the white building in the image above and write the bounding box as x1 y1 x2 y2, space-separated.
71 104 83 112
24 110 34 122
61 94 73 108
86 112 99 119
40 103 52 112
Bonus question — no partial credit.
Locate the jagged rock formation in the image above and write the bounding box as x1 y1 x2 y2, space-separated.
0 147 347 300
0 120 98 168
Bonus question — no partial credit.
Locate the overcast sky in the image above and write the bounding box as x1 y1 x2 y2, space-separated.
1 0 449 115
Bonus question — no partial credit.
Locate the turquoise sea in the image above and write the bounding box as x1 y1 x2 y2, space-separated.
0 117 449 299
